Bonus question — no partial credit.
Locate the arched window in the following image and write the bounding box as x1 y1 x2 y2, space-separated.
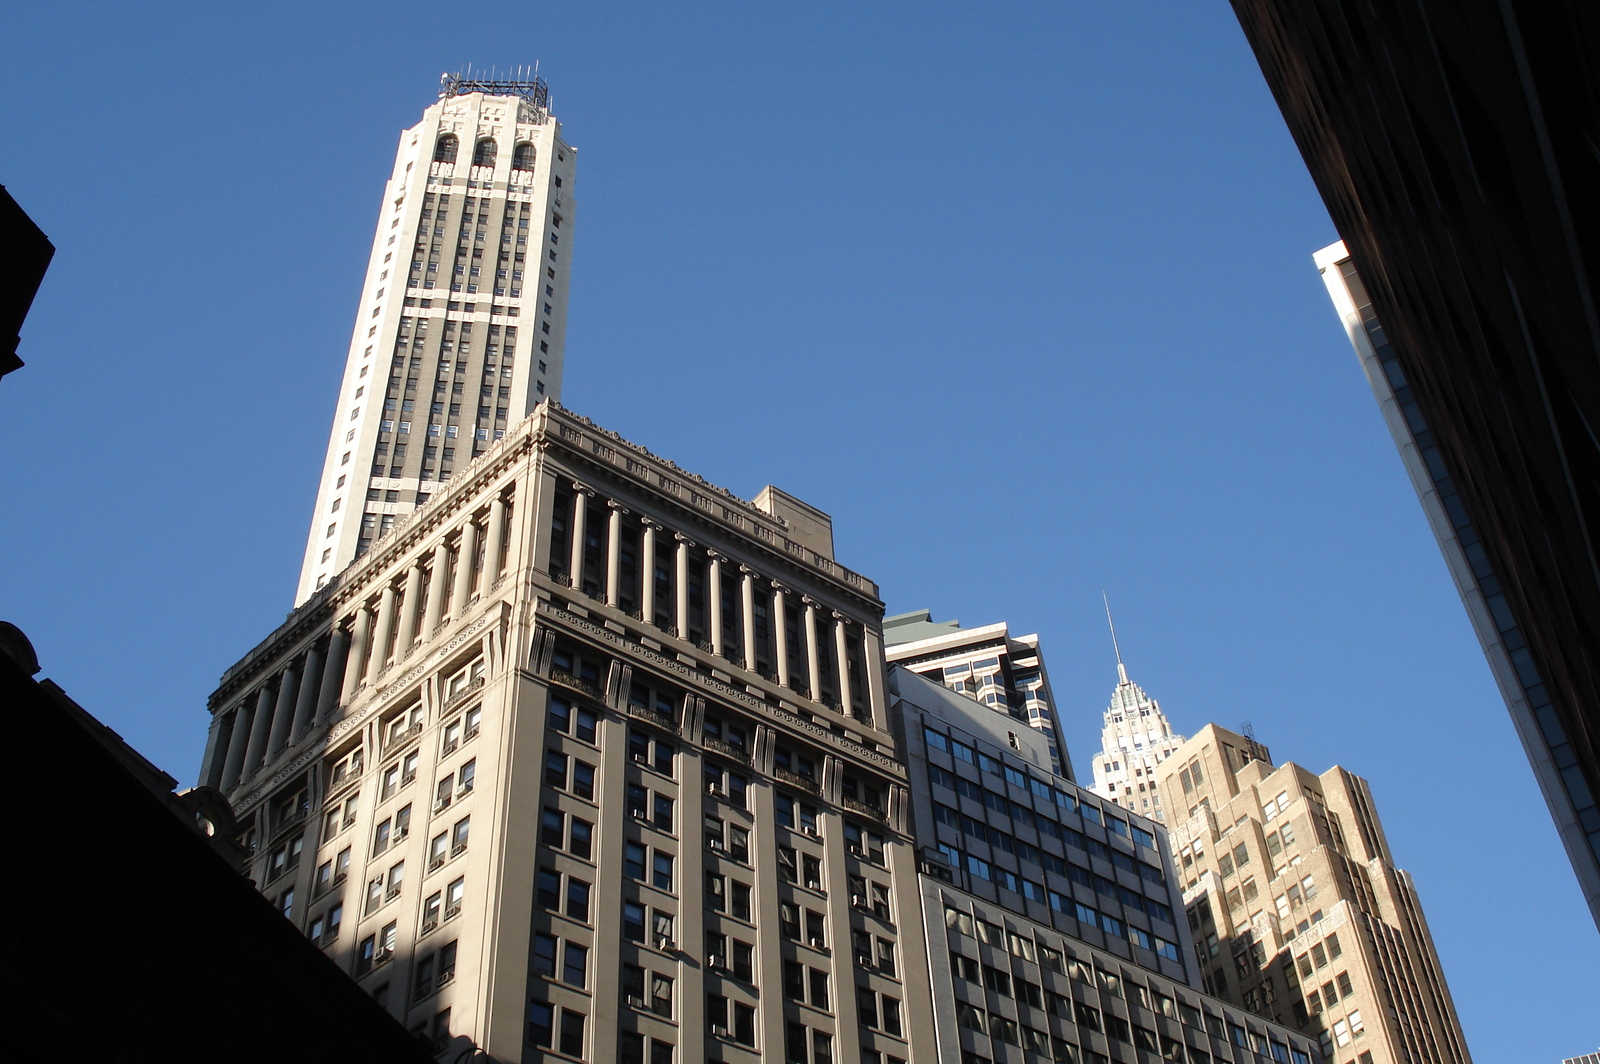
473 138 497 167
433 135 458 163
512 142 537 171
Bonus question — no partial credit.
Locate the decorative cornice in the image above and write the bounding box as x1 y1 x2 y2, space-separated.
535 599 903 776
537 403 881 606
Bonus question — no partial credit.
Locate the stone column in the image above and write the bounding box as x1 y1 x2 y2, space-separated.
240 683 278 784
316 628 348 724
803 597 823 697
341 608 373 705
289 643 323 738
450 521 480 619
483 495 509 588
707 553 725 657
832 612 854 715
368 585 399 681
568 488 590 590
198 713 228 790
640 520 659 627
423 542 450 635
219 705 253 791
861 626 888 726
674 533 694 637
265 660 301 760
606 501 627 607
739 566 758 670
397 562 425 653
772 583 790 688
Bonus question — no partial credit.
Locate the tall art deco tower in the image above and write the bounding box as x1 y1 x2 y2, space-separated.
200 75 1331 1064
296 72 577 605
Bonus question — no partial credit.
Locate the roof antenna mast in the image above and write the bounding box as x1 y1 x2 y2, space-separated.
1103 592 1128 684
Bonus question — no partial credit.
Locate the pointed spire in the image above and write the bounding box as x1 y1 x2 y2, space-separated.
1103 591 1128 684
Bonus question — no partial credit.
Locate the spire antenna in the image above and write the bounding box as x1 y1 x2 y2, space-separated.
1103 592 1128 684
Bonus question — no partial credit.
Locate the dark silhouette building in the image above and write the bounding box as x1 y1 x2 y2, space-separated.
1 623 440 1064
1227 0 1600 926
0 185 54 381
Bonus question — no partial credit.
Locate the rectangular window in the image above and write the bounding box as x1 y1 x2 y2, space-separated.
565 876 590 921
563 942 588 987
558 1008 585 1056
653 850 674 890
526 1002 553 1048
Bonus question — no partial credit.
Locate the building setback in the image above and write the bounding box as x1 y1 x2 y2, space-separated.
1157 725 1469 1064
1227 0 1600 929
884 610 1073 780
891 666 1322 1064
297 74 576 604
201 402 934 1063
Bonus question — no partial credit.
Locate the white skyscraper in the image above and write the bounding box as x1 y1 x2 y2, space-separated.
1089 664 1187 822
296 73 577 605
1087 610 1186 821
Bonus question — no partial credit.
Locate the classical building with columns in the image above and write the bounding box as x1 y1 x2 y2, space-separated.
199 401 934 1063
295 72 577 606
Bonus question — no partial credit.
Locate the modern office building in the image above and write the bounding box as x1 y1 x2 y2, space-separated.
296 72 577 604
1088 656 1187 823
891 666 1322 1064
884 610 1072 779
1156 724 1470 1064
200 401 935 1063
1227 0 1600 929
1316 238 1600 929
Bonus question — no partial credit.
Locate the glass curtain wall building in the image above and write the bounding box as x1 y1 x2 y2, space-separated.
891 667 1322 1064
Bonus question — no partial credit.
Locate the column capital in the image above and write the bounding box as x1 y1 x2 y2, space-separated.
831 610 848 622
673 532 696 546
738 564 758 578
572 481 598 498
606 499 629 513
640 517 664 532
707 551 731 565
802 595 821 608
770 580 789 594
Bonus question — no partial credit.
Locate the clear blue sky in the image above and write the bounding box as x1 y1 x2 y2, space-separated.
3 2 1594 1059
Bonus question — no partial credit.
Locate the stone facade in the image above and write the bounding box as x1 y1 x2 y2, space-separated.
296 79 576 604
1157 725 1470 1064
202 402 934 1063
